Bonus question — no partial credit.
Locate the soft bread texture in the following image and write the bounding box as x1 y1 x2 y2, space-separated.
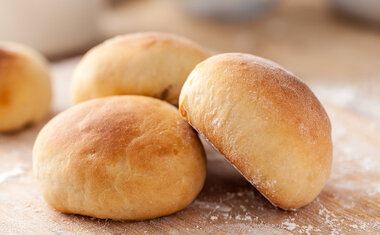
0 42 51 132
71 32 209 105
179 53 332 210
33 96 206 220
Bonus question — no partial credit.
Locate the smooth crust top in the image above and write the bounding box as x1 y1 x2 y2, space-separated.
33 96 206 220
71 32 210 105
179 53 332 210
0 42 51 132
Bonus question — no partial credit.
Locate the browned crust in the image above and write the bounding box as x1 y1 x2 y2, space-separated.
34 96 206 220
179 53 332 210
71 32 210 105
37 95 203 166
0 48 16 61
105 32 209 53
0 49 18 106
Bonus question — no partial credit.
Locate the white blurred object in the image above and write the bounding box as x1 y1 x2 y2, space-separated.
183 0 277 22
332 0 380 25
0 0 105 58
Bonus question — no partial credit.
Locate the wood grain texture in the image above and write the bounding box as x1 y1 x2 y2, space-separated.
0 57 379 234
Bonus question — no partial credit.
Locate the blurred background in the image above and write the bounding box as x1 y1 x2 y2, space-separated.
1 0 379 118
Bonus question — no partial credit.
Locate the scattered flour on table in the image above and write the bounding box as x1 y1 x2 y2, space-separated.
281 222 298 231
0 167 24 183
198 223 291 235
235 215 252 221
301 225 314 235
312 82 380 119
210 216 218 221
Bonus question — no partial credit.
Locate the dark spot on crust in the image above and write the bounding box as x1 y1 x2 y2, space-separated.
0 49 16 106
140 38 157 48
160 88 170 100
0 48 18 79
157 85 172 100
114 33 175 49
0 49 16 61
139 36 172 49
0 88 10 106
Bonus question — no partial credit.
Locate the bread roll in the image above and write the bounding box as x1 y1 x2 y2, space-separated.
179 53 332 210
33 96 206 220
0 42 51 132
71 32 209 105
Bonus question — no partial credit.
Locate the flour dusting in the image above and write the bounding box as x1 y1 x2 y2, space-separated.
210 216 218 221
0 167 24 183
282 222 298 231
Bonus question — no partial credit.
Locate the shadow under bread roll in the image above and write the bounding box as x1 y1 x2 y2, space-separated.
33 96 206 220
179 53 332 210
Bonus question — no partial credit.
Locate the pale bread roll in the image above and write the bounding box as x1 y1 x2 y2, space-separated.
0 42 51 132
179 53 332 210
33 96 206 220
71 32 209 105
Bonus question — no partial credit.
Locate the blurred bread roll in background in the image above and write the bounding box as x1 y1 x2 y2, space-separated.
179 53 332 210
71 32 209 105
0 42 51 132
33 96 206 220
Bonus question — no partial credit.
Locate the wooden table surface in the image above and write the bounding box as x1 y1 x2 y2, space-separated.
1 0 380 234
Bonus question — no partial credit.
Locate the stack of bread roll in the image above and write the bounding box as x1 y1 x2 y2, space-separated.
1 32 332 220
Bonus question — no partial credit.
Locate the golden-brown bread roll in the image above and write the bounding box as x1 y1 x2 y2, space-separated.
33 96 206 220
0 42 51 132
71 32 209 105
179 53 332 210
